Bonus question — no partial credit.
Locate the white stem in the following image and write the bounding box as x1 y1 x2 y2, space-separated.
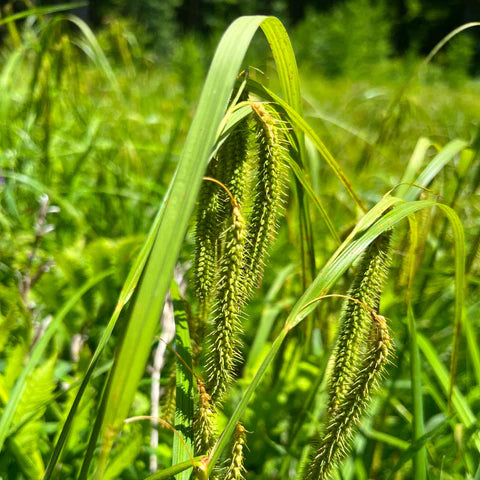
149 265 186 473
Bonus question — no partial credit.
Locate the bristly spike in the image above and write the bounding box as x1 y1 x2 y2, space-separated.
225 423 247 480
205 117 252 406
244 103 289 292
194 380 216 455
328 230 393 415
304 231 393 480
192 156 224 345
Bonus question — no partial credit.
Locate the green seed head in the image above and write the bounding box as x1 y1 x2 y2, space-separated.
206 202 247 404
194 381 217 455
305 231 393 480
328 230 392 414
225 423 247 480
244 103 288 292
192 98 291 457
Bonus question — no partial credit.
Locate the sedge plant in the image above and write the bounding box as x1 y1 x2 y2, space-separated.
0 10 478 480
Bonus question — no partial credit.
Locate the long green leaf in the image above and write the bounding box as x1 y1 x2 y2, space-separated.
388 418 450 478
396 137 433 198
416 334 480 451
0 2 86 26
171 284 194 480
403 139 468 202
407 304 427 479
284 156 341 244
144 458 203 480
65 15 122 99
361 427 409 451
464 305 480 387
263 85 367 212
259 20 302 114
261 17 318 315
406 215 427 479
421 22 480 68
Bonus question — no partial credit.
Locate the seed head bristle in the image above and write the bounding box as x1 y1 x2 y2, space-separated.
304 231 393 480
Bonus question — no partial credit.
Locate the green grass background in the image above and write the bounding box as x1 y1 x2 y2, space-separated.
0 4 479 479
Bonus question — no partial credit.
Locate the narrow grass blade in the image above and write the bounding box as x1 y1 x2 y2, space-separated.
407 304 427 479
406 214 427 479
403 139 468 202
416 334 480 451
65 15 122 100
464 306 480 386
260 19 302 114
43 184 171 478
342 194 402 247
292 202 464 329
263 85 367 212
285 157 341 244
388 419 450 478
171 283 194 479
422 23 480 68
433 205 466 405
144 458 203 480
0 2 86 26
261 18 317 307
397 137 433 198
361 427 409 450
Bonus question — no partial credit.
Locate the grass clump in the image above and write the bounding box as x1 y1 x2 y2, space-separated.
0 9 477 480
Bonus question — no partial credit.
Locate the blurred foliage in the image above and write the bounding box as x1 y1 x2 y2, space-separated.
443 33 476 84
26 0 480 70
293 0 392 78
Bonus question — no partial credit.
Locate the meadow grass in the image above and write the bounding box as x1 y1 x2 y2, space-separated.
0 10 479 480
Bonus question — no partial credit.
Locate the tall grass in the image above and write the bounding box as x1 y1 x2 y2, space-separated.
0 8 479 480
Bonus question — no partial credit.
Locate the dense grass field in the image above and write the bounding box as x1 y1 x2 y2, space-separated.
0 8 479 480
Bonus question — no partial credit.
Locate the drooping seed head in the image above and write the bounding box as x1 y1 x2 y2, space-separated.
305 231 393 480
225 423 247 480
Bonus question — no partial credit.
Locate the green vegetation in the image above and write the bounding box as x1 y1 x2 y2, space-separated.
0 4 479 480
